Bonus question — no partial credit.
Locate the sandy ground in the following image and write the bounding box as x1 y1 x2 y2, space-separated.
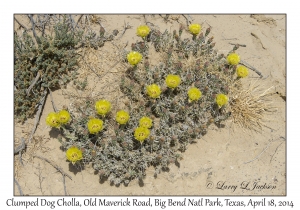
14 14 286 196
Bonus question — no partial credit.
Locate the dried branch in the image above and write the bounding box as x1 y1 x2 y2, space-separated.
82 58 101 79
229 43 246 47
62 175 67 195
68 15 76 32
15 137 26 166
19 152 24 166
244 141 272 164
75 14 83 29
27 14 40 44
14 137 26 154
269 136 285 163
14 17 27 30
48 88 58 112
182 14 191 27
28 91 47 143
26 71 40 96
240 60 263 78
117 21 132 40
33 155 72 180
14 178 24 196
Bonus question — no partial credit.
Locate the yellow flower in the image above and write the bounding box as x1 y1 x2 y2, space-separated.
95 100 111 115
46 112 60 128
87 118 103 134
58 110 71 124
189 23 201 35
66 147 83 165
216 94 229 107
236 66 249 78
139 117 153 128
188 87 202 102
136 25 150 38
116 110 130 125
227 53 240 65
134 127 150 143
165 74 181 88
127 51 143 65
146 84 161 98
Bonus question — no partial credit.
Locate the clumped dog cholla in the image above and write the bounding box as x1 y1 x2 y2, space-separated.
49 23 253 186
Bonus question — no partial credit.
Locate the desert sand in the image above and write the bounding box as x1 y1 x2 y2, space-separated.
13 14 286 196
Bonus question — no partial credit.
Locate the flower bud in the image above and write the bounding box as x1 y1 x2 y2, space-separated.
91 150 96 157
100 27 105 36
112 29 119 36
205 27 211 36
156 154 162 160
121 141 128 148
173 30 177 38
207 36 214 44
139 42 145 49
204 62 209 68
144 60 150 68
159 137 165 143
179 24 184 36
233 44 240 51
198 32 204 41
131 43 136 50
170 113 176 120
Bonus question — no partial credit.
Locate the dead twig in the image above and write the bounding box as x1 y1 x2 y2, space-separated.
15 137 26 166
269 136 285 163
19 152 24 166
14 137 26 154
33 155 72 180
182 14 191 27
82 58 102 79
244 136 284 164
14 17 27 30
26 71 40 96
62 175 67 195
28 91 47 143
117 21 132 40
33 155 72 195
48 88 58 112
27 14 40 44
68 15 76 32
244 141 272 164
14 178 24 196
240 60 263 78
75 14 83 29
229 43 246 47
34 164 45 195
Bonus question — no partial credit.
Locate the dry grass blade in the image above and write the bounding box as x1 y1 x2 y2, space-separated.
230 81 277 132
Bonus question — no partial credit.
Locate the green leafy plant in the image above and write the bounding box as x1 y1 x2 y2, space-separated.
14 19 82 123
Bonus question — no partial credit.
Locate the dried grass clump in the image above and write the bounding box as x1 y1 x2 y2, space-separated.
230 82 277 131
